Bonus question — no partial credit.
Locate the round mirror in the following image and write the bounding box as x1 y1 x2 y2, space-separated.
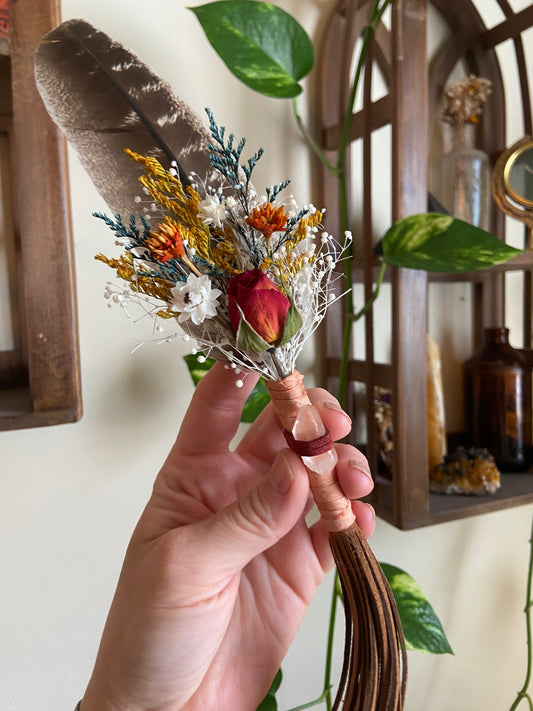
503 141 533 208
492 135 533 246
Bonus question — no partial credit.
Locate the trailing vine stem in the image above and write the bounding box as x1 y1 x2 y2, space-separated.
508 516 533 711
285 690 332 711
290 1 393 708
283 577 343 711
291 98 338 179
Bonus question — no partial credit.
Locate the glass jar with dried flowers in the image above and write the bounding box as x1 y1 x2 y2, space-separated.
432 75 492 229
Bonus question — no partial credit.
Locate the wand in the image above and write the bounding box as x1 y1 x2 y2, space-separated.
35 19 407 709
267 371 406 710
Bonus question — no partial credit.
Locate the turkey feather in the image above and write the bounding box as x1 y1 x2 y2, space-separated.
34 19 215 217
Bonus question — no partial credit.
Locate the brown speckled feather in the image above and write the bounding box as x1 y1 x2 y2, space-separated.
34 19 214 217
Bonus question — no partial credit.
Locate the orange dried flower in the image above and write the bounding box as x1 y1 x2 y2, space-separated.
146 222 186 262
246 202 288 240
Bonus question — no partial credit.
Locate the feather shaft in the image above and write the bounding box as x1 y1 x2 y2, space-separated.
58 26 178 169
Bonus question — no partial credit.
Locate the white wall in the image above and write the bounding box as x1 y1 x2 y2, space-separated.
1 1 532 710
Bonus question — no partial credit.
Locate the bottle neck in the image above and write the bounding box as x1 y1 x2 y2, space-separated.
482 327 509 345
442 121 476 151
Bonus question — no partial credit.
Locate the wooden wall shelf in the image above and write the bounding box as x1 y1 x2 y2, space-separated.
374 473 533 529
0 0 81 431
319 0 533 529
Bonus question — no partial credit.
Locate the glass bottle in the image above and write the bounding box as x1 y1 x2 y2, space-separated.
432 122 491 230
463 327 531 471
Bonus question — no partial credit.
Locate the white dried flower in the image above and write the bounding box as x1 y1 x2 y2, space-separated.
170 274 222 325
197 194 227 228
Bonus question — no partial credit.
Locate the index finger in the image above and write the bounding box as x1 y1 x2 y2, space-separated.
176 361 259 455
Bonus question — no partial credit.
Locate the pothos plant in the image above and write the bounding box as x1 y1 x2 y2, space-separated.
183 1 521 709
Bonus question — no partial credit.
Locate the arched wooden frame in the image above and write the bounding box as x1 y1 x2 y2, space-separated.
0 0 81 430
319 0 533 529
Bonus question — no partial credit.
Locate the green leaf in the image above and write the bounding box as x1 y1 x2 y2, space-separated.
256 695 277 711
189 0 315 98
241 377 270 422
381 563 454 655
278 304 303 346
256 669 282 711
183 354 270 423
183 353 216 385
269 668 282 694
236 313 272 352
381 213 522 272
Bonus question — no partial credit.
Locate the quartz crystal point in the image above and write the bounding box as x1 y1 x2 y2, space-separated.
292 404 338 474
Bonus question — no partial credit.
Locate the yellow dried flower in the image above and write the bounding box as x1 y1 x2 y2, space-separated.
293 210 323 243
126 149 214 266
94 252 173 303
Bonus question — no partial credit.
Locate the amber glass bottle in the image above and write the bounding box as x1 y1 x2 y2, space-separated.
464 327 531 471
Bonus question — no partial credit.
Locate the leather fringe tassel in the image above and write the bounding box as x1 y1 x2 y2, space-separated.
329 525 407 711
266 371 407 711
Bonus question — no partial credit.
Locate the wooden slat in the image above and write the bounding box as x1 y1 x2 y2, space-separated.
481 5 533 49
390 0 429 528
362 43 379 476
0 0 82 428
0 349 26 385
325 358 393 389
323 95 392 150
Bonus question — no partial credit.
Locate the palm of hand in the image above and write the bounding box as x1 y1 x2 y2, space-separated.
85 364 373 711
134 437 324 709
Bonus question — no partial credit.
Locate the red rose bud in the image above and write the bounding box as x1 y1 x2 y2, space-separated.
228 269 289 343
228 269 300 351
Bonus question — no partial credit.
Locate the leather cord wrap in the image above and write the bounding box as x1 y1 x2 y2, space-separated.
283 429 333 457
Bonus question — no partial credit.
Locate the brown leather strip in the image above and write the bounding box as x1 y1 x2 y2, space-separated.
283 428 333 456
266 372 354 532
330 524 407 711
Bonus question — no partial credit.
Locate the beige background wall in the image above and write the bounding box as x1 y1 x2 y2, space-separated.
1 1 532 709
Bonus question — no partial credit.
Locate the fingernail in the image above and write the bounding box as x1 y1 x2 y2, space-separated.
365 503 376 520
322 400 352 425
271 452 295 495
348 456 373 480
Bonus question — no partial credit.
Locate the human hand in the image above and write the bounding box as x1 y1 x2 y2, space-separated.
81 362 375 711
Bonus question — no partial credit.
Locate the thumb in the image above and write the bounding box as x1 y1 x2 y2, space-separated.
192 450 309 575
